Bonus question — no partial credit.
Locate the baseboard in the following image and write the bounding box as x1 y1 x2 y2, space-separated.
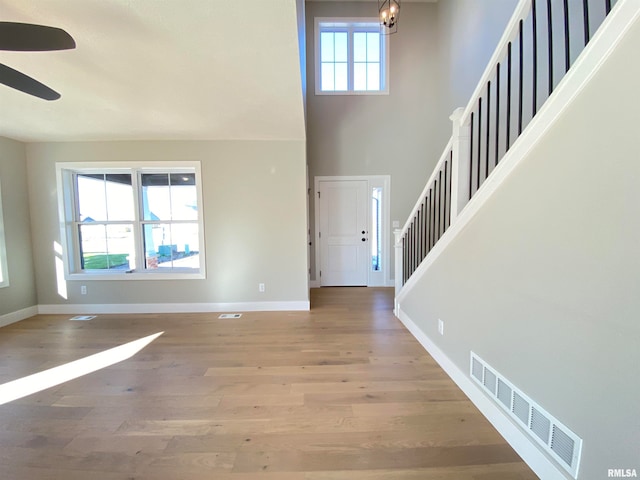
37 301 310 315
0 306 39 328
395 306 569 480
307 281 394 288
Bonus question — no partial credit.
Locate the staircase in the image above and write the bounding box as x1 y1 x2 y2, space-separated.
393 0 640 478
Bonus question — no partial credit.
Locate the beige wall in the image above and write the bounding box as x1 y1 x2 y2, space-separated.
0 137 37 316
435 0 519 129
306 1 442 282
434 0 523 170
305 0 520 283
400 12 640 476
26 140 308 308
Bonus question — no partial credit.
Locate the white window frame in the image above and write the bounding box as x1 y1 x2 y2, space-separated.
314 17 390 96
56 161 206 281
0 180 9 288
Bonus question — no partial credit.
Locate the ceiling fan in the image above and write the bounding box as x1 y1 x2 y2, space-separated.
0 21 75 101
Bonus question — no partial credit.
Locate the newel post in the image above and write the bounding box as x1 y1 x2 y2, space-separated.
449 107 471 223
393 228 403 312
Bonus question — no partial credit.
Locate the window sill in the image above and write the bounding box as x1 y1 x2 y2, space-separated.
314 89 389 96
67 271 206 281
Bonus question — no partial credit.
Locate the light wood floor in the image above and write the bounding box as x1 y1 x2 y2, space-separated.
0 287 537 479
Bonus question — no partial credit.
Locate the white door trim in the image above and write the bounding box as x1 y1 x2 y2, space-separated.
314 175 391 287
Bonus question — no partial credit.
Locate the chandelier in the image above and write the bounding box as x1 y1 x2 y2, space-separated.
379 0 400 34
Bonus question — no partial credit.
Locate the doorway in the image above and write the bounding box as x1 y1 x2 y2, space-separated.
314 176 390 287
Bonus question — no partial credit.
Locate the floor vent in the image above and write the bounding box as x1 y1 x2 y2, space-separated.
470 352 582 478
69 315 96 321
218 313 242 319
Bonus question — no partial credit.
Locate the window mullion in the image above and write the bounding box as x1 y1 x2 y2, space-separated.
101 174 113 269
333 31 338 91
168 176 175 269
348 28 354 91
132 169 144 272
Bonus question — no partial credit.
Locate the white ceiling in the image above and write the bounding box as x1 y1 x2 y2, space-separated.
0 0 306 142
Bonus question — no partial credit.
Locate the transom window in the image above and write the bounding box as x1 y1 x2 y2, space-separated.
315 18 389 95
56 162 205 279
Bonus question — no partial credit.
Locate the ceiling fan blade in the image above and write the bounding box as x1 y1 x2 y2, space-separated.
0 22 75 51
0 63 60 100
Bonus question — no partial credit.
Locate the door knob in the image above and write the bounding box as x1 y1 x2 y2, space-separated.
361 238 366 242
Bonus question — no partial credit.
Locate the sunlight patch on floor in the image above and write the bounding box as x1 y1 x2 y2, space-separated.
0 331 163 406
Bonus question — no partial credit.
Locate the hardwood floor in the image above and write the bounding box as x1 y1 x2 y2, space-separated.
0 287 537 479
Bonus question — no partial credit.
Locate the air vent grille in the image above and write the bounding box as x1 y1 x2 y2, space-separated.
218 313 242 319
551 424 576 467
470 352 582 478
512 391 530 425
531 407 551 443
472 357 484 382
483 367 497 395
497 378 512 409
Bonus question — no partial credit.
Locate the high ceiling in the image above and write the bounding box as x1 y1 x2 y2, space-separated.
0 0 306 142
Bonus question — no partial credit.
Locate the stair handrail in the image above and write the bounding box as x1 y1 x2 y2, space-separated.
395 0 623 293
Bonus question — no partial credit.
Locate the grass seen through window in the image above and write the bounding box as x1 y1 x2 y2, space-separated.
82 253 129 270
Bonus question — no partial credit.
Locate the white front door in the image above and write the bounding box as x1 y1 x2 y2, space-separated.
318 180 369 286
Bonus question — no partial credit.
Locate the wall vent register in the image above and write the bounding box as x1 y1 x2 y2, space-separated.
470 352 582 478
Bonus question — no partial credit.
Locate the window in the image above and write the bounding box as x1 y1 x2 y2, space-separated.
315 18 389 95
0 181 8 288
371 186 382 272
56 162 205 279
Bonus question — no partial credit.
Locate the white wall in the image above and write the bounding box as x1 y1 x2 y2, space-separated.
26 140 309 311
399 11 640 478
0 137 37 318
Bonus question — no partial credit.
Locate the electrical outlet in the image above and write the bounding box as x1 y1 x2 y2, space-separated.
81 285 87 295
438 318 444 335
259 283 265 292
